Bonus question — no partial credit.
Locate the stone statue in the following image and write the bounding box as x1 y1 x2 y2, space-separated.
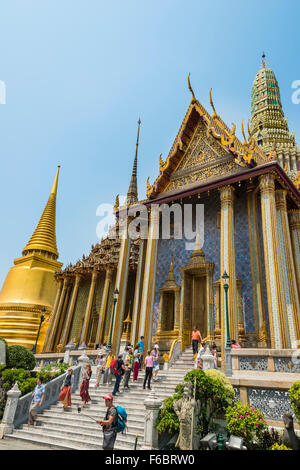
173 381 201 450
282 412 300 450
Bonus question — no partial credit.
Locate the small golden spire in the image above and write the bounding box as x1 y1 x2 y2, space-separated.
209 89 217 119
114 194 119 212
241 121 248 146
22 166 60 258
188 73 196 103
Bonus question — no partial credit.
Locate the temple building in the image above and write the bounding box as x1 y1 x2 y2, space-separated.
0 167 63 352
42 56 300 360
1 56 300 360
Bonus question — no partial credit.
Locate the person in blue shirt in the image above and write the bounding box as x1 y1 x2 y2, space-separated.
27 377 45 426
137 336 145 368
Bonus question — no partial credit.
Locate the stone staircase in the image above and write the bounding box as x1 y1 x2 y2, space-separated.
4 347 195 450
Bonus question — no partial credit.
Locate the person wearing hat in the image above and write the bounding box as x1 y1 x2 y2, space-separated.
152 344 160 382
59 368 74 411
96 394 118 450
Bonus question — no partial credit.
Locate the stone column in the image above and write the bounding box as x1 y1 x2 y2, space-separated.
174 288 180 331
219 186 238 357
275 190 300 345
247 184 266 343
0 382 21 437
289 210 300 298
45 277 69 352
112 228 131 355
142 390 162 450
60 274 82 346
64 340 75 364
139 208 159 353
259 174 286 348
43 278 63 352
80 271 98 344
95 268 113 346
130 239 146 347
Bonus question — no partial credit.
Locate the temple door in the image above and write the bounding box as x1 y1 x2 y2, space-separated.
192 276 207 339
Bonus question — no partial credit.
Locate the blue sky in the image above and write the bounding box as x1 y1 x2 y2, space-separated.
0 0 299 286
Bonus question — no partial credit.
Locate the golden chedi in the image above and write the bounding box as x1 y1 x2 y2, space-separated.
0 166 63 352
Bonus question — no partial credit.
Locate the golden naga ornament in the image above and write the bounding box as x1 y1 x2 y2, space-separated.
209 88 217 119
188 73 196 103
159 153 165 172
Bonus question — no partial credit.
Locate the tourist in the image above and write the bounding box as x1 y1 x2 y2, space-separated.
95 352 105 387
231 339 242 349
97 394 118 450
80 363 92 408
59 368 74 411
152 344 160 382
143 349 154 390
103 350 115 385
122 345 129 364
112 354 125 396
123 347 133 390
137 336 145 368
211 343 218 369
191 325 202 355
27 377 45 426
196 342 206 369
133 344 141 381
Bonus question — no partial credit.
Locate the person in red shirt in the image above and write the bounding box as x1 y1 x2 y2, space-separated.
191 325 202 355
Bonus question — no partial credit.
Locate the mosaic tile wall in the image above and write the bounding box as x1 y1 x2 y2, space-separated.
153 192 221 334
152 189 261 335
256 198 270 337
234 188 254 333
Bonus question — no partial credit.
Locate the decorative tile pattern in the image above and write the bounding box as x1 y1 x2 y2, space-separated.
274 357 300 373
239 356 268 371
248 388 296 422
233 386 240 403
234 188 254 332
152 192 220 334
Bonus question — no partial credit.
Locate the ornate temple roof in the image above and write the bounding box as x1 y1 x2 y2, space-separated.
56 219 140 279
22 166 60 259
145 82 270 199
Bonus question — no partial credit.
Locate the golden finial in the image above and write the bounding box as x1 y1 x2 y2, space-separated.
241 121 248 146
247 120 251 138
209 89 217 119
188 73 196 103
159 153 165 171
230 123 236 137
114 194 119 212
146 177 151 192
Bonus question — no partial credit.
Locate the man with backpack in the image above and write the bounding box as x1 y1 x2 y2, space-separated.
97 394 128 450
112 354 125 396
97 394 118 450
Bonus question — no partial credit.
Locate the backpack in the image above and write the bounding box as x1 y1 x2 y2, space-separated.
116 405 127 434
110 358 118 372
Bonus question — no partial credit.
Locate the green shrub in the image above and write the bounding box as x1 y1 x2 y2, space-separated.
225 402 267 449
7 345 36 370
156 368 234 438
270 443 292 450
288 381 300 424
184 369 234 437
257 427 283 450
156 387 184 434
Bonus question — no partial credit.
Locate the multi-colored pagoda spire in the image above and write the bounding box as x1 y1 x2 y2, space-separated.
250 53 300 178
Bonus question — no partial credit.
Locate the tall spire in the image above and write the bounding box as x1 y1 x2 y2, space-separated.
126 118 141 205
22 166 60 259
262 52 266 68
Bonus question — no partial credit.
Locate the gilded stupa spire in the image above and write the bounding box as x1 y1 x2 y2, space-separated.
127 118 141 205
22 166 60 259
